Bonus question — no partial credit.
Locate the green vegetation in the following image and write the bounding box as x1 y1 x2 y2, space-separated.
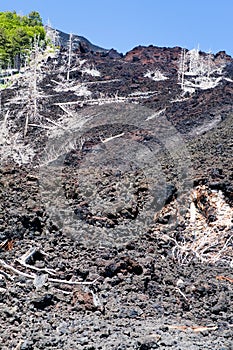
0 11 46 69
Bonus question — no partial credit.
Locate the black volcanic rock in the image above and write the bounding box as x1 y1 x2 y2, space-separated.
223 61 233 79
55 28 109 53
106 48 123 59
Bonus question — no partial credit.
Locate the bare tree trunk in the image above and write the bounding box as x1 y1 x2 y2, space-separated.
45 22 60 47
33 36 39 119
24 35 40 137
0 90 2 117
67 33 72 81
24 113 29 138
178 48 186 90
14 53 21 71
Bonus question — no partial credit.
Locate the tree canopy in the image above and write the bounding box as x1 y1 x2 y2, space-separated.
0 11 46 68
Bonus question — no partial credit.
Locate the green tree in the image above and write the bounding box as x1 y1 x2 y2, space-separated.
0 28 9 64
0 11 46 68
28 11 43 26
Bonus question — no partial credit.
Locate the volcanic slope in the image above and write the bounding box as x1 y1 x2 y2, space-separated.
0 36 233 349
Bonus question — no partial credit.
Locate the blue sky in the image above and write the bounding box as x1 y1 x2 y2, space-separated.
1 0 233 56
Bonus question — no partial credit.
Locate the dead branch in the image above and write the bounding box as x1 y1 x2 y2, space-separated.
211 235 233 263
0 238 14 251
165 324 218 332
175 287 189 302
18 247 38 264
47 277 98 286
0 259 98 285
0 239 9 250
41 115 66 130
3 110 9 125
0 259 36 279
0 269 14 281
52 287 73 295
100 132 125 143
14 340 24 350
216 275 233 283
28 123 53 130
16 259 57 276
58 104 75 117
90 289 102 307
51 79 63 85
16 247 56 276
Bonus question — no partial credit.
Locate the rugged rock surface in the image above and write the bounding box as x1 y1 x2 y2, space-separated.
56 28 109 53
0 32 232 349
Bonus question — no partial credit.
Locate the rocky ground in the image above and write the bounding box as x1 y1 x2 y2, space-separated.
0 36 233 349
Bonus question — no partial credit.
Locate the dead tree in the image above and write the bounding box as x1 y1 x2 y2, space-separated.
67 33 73 81
45 20 60 47
178 48 186 90
24 35 40 137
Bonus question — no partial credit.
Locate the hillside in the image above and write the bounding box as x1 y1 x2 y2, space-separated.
0 28 233 350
